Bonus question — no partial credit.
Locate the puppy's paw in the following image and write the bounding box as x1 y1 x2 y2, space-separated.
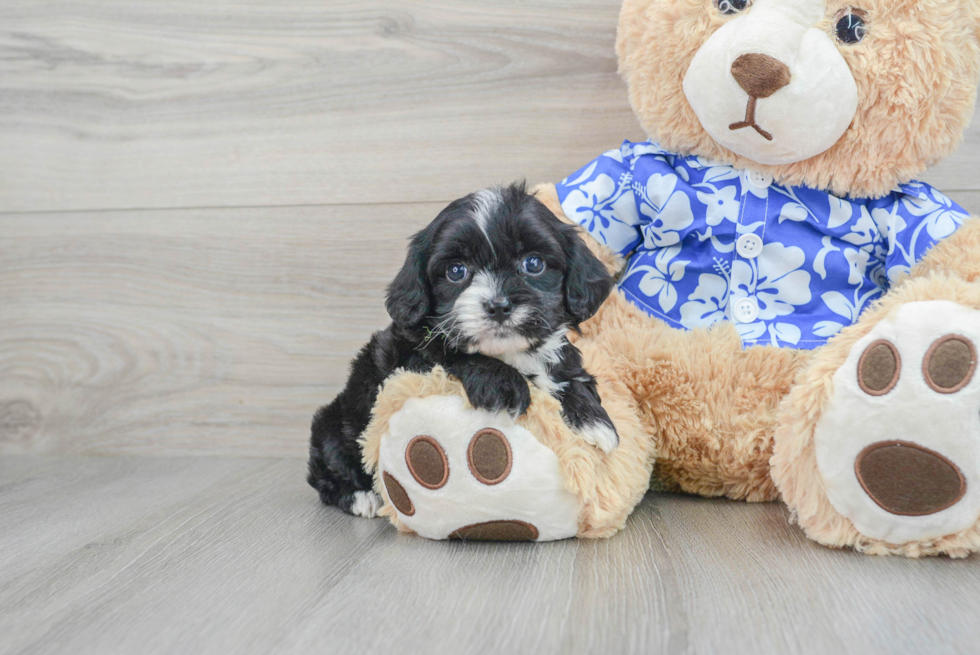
577 421 619 454
348 490 383 518
500 377 533 418
464 372 532 418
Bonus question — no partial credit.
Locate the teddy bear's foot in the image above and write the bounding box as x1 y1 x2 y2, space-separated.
813 300 980 546
375 394 581 542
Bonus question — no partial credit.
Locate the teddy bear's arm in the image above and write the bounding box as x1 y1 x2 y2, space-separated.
865 184 974 290
532 183 626 277
907 214 980 284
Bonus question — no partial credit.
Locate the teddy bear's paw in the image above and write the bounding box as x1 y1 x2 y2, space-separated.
815 300 980 544
376 395 581 542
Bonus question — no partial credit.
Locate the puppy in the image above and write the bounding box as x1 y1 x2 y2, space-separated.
308 182 618 516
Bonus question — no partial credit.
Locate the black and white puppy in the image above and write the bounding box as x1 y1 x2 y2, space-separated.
308 182 618 517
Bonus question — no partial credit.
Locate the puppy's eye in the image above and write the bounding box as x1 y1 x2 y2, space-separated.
522 256 545 276
716 0 751 15
446 263 468 283
834 9 867 44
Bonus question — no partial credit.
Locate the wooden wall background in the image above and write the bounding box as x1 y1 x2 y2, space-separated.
2 0 978 457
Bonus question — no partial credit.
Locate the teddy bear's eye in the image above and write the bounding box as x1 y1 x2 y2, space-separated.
834 9 867 44
716 0 751 15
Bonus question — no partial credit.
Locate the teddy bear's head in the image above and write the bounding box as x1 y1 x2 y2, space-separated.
617 0 980 198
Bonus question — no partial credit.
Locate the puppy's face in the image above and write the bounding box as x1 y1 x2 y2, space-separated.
386 185 612 356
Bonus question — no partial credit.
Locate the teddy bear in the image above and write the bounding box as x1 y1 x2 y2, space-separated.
359 0 980 556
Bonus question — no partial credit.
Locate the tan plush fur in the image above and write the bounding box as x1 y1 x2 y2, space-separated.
578 290 811 502
617 0 980 199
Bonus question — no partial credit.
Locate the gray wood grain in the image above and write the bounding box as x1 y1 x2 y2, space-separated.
1 1 973 215
0 204 440 457
0 0 643 213
1 455 977 655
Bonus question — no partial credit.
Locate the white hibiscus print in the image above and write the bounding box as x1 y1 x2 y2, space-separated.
843 248 871 285
828 203 899 286
731 243 812 320
830 208 883 278
827 196 854 228
842 202 905 262
622 246 689 313
561 172 640 254
840 206 878 247
882 186 967 282
902 186 969 241
696 185 739 226
812 320 845 338
737 321 803 347
873 205 907 255
637 173 695 248
813 236 840 280
680 259 732 329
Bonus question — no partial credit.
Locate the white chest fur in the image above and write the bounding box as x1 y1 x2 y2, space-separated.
495 332 568 395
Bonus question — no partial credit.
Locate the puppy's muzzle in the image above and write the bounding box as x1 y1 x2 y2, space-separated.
485 297 513 325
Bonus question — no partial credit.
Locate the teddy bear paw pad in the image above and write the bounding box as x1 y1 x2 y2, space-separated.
377 395 580 541
815 301 980 543
450 520 539 541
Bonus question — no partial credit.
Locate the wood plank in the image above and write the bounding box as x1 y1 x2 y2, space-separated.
0 1 977 215
2 455 979 655
0 204 441 457
0 0 643 213
921 105 980 197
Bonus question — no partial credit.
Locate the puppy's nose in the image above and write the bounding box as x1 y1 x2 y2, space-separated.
730 53 791 99
485 297 513 324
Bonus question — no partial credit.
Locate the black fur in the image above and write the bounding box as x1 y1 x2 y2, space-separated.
308 182 617 514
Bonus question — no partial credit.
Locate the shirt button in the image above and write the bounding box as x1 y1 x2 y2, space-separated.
747 170 773 189
733 298 759 324
736 233 764 259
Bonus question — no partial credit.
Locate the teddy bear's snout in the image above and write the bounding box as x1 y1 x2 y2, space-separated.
727 53 792 141
730 53 791 99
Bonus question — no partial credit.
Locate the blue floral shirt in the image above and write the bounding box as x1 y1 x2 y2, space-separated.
557 140 971 349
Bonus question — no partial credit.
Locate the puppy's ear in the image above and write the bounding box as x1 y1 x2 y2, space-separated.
385 227 433 327
563 227 614 325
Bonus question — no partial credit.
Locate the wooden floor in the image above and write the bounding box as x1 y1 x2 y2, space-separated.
3 1 980 653
2 455 979 655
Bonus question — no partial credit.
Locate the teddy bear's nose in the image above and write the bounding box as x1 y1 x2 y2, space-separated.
730 53 791 99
